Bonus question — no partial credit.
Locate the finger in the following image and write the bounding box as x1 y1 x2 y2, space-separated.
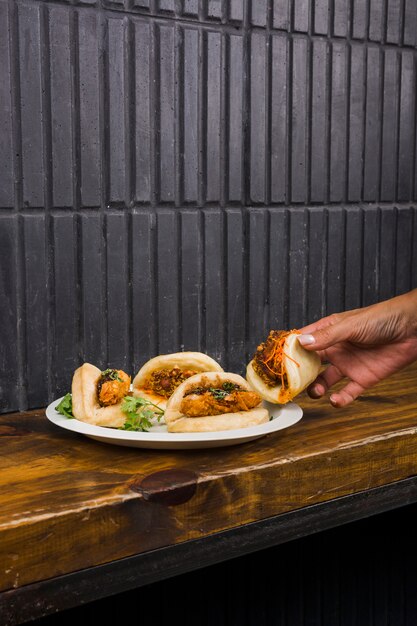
307 365 343 398
299 306 362 336
329 380 366 408
298 314 353 351
298 314 341 336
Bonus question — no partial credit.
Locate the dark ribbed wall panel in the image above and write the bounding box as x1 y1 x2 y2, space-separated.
1 206 416 412
1 0 417 413
2 1 417 211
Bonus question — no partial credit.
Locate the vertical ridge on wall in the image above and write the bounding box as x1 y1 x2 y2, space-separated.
362 206 379 306
79 11 101 208
291 35 308 203
348 42 365 202
379 205 396 301
0 217 20 411
226 208 245 371
109 16 123 205
381 47 400 202
247 208 268 354
24 214 48 407
307 207 326 320
270 33 288 203
134 18 150 204
250 32 266 204
19 1 44 208
49 3 74 209
288 207 308 326
7 0 22 212
180 210 203 351
0 1 13 209
311 37 328 203
52 213 79 393
327 206 345 314
345 206 363 310
99 11 109 209
364 45 382 202
72 8 82 211
183 26 197 204
395 205 414 296
398 50 415 201
106 211 130 368
203 208 225 364
131 209 156 367
330 41 347 203
269 208 289 332
156 209 179 352
220 29 228 207
80 213 106 366
228 31 244 204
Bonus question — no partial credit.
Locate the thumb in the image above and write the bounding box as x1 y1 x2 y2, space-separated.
297 315 352 351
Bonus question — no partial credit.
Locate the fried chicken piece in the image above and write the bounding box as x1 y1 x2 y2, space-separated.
97 370 131 407
180 389 261 417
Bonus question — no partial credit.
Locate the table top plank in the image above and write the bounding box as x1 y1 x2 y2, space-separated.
1 362 417 592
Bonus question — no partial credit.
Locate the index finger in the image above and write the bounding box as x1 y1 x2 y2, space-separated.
298 315 338 335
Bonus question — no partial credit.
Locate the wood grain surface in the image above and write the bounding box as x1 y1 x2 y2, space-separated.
1 362 417 592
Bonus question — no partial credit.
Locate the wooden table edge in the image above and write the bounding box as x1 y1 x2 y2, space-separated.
2 474 417 625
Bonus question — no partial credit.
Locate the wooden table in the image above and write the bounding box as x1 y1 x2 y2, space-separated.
2 363 417 624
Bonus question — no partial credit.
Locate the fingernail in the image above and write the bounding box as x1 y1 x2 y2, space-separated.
330 395 338 407
298 334 315 346
310 384 325 398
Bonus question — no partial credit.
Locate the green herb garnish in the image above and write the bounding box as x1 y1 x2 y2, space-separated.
222 382 238 393
209 382 240 400
101 369 122 382
56 393 74 419
183 381 241 401
209 387 229 400
120 396 164 432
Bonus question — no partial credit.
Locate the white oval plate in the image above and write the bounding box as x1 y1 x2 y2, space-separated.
46 398 303 450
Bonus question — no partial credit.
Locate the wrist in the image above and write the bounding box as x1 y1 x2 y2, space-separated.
398 289 417 338
409 289 417 336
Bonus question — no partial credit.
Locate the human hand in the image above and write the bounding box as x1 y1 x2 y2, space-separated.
297 289 417 407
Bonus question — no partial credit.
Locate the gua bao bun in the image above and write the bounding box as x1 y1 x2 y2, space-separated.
132 352 223 410
246 330 321 404
72 363 130 427
164 371 269 433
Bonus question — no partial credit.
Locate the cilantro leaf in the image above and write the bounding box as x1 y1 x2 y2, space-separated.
222 382 239 393
209 383 239 400
120 396 164 432
184 382 241 401
209 387 228 400
101 369 122 382
56 393 74 419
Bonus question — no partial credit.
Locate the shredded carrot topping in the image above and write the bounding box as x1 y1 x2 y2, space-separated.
253 329 300 389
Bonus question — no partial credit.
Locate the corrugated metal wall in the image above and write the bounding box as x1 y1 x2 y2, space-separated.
1 0 417 412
